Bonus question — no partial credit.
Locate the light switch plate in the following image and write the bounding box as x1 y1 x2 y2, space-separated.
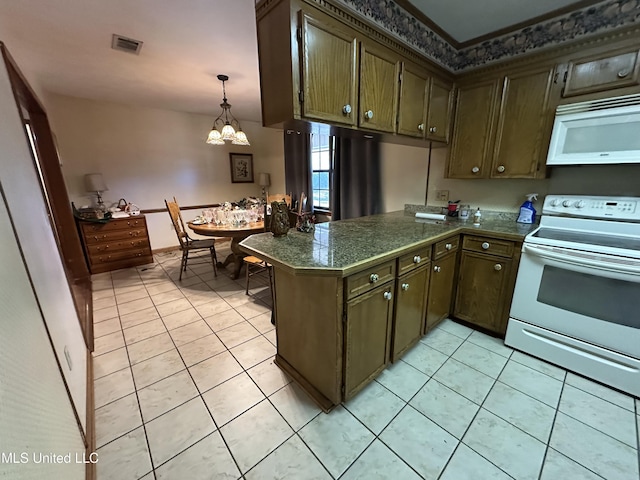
436 190 449 201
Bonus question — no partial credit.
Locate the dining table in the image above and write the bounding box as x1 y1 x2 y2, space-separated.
188 220 265 279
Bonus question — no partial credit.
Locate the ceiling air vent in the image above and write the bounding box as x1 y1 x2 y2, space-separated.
111 34 143 55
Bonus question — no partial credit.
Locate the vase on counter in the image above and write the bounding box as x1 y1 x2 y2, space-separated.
270 201 290 237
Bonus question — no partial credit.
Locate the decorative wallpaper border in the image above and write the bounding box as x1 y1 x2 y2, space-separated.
334 0 640 71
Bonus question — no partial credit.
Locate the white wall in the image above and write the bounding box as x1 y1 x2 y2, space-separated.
46 94 285 249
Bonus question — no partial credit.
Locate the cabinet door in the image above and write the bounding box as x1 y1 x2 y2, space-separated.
300 12 357 126
397 65 428 138
426 78 453 143
359 42 400 133
491 67 555 178
392 266 429 361
447 79 500 178
426 251 457 332
563 48 640 98
344 282 394 399
454 251 512 335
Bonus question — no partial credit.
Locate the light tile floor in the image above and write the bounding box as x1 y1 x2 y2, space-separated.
92 247 640 480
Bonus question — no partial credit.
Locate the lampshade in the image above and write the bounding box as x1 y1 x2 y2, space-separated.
206 129 224 145
258 173 271 187
205 74 250 146
84 173 107 193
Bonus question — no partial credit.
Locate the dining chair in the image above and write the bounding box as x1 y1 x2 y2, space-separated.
267 193 291 208
243 204 272 294
165 197 218 280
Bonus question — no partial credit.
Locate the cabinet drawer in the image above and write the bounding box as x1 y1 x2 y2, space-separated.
346 260 395 300
84 228 148 244
86 238 149 255
433 236 459 260
89 248 151 266
397 246 430 276
81 217 147 234
462 236 514 258
564 49 640 97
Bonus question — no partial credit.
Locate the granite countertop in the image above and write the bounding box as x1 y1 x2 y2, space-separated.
240 210 538 276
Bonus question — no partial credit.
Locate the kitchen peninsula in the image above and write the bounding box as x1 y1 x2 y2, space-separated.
240 210 536 411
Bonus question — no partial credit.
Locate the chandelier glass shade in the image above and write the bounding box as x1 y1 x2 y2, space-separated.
206 74 250 146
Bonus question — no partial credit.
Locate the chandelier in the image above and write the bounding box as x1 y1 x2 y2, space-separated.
206 74 250 146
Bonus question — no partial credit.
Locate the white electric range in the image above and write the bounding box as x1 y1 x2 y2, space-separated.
505 195 640 397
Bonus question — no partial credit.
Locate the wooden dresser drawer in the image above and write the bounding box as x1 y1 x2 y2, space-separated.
463 236 515 258
84 228 148 244
346 260 395 300
397 246 431 276
433 236 459 260
86 238 149 255
81 217 147 234
89 248 152 266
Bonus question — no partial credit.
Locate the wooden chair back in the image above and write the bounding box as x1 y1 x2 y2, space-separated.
165 197 189 248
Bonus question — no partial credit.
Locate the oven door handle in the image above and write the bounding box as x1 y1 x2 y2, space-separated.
523 244 640 276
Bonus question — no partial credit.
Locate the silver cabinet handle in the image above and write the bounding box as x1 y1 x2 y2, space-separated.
401 283 409 291
494 263 502 271
343 104 352 114
496 165 506 173
445 243 452 250
482 242 490 250
364 110 374 120
472 166 480 174
413 255 421 264
618 69 630 78
429 126 437 133
369 273 379 283
383 291 392 300
418 123 424 132
433 265 441 273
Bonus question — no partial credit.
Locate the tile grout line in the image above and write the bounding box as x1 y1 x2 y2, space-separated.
536 374 567 480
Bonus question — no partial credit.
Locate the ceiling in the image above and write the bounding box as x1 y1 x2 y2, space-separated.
0 0 604 122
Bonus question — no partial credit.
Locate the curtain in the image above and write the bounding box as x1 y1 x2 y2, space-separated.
284 130 312 212
332 136 383 221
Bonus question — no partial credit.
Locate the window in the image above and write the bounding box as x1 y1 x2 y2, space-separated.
311 124 334 212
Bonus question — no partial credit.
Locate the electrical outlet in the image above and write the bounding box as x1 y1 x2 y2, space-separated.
436 190 449 201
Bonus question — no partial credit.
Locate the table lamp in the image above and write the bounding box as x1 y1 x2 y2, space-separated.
258 173 270 201
84 173 108 210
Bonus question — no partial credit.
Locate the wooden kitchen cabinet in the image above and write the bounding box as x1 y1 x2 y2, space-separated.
562 47 640 98
299 11 358 126
448 66 555 179
344 280 394 400
447 79 501 178
391 246 430 361
358 42 400 133
453 235 519 335
426 77 454 143
426 236 459 332
397 64 429 137
78 216 153 274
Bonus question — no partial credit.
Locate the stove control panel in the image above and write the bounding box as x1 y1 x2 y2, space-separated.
543 195 640 221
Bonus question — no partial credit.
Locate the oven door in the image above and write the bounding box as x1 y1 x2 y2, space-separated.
509 243 640 358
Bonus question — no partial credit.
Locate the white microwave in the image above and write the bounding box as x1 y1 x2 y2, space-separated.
546 94 640 166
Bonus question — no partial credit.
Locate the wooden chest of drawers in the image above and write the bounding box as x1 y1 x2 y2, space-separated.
78 216 153 274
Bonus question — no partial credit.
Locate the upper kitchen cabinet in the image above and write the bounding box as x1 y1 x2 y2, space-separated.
398 64 453 142
426 77 454 143
490 66 556 179
358 42 400 133
562 47 640 98
300 12 358 126
448 66 556 179
447 79 501 178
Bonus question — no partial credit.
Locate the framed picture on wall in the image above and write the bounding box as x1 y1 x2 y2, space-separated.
229 153 254 183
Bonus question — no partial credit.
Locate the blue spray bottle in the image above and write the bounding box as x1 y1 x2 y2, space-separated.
517 193 538 224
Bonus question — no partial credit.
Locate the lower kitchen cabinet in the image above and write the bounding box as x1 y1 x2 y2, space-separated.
425 235 459 332
391 264 430 361
453 235 518 335
344 281 394 399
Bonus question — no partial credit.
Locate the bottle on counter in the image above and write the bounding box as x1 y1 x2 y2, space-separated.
517 193 538 224
473 207 482 226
